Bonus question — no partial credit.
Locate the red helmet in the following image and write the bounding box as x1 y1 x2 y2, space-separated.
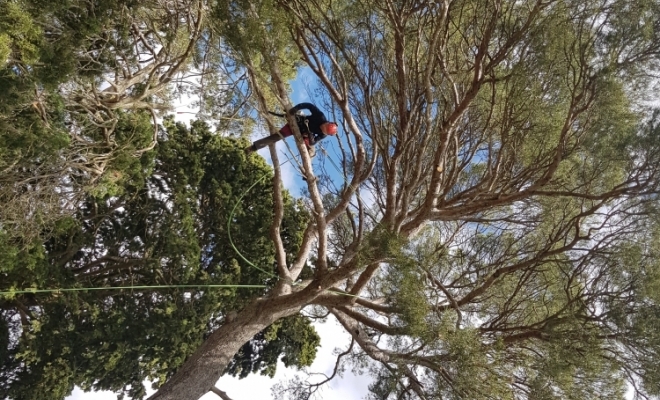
321 122 338 135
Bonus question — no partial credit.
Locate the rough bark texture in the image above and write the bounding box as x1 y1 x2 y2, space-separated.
147 296 300 400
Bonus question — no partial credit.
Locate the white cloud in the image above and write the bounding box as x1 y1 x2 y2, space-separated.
67 388 116 400
66 315 370 400
67 385 155 400
215 315 370 400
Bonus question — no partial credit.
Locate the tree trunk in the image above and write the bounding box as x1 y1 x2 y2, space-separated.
147 297 300 400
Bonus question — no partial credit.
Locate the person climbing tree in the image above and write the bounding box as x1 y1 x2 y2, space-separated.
245 103 338 157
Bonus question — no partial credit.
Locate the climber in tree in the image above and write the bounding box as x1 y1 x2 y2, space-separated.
245 103 338 157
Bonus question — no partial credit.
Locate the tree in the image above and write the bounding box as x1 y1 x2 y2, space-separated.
0 118 315 399
145 0 660 399
0 0 220 247
5 0 660 399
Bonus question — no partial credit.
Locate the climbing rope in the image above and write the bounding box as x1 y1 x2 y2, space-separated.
3 137 363 299
0 284 268 297
228 133 368 301
227 170 279 279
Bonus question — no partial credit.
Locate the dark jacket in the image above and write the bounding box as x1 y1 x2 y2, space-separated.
289 103 330 144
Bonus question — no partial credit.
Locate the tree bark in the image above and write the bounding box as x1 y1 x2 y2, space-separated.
147 297 300 400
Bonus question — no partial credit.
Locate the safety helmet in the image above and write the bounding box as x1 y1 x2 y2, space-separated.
321 122 338 135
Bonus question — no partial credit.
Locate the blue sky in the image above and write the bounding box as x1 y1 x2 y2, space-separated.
254 67 356 199
66 68 373 400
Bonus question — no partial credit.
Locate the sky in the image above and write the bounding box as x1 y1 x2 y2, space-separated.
66 72 373 400
67 316 370 400
62 74 642 400
251 71 354 198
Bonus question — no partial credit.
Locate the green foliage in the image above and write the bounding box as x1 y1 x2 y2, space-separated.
0 0 157 248
0 118 312 399
227 314 320 378
386 261 435 340
0 233 42 274
527 326 625 400
211 0 300 107
86 110 157 198
434 324 511 400
0 0 41 65
354 226 408 267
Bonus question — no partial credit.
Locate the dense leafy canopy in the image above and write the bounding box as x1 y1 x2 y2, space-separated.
4 0 660 400
0 114 314 399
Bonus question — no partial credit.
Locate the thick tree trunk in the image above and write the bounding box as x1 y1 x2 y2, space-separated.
147 297 300 400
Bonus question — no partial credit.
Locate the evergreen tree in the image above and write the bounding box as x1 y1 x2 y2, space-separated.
0 119 315 399
6 1 660 399
149 1 660 399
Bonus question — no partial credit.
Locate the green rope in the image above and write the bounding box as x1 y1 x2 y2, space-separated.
1 143 364 300
226 171 278 279
226 148 307 280
0 284 267 297
20 144 364 299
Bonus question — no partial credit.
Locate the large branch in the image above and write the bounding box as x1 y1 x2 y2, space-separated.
241 0 331 275
244 60 292 284
148 295 303 400
331 308 427 398
210 387 235 400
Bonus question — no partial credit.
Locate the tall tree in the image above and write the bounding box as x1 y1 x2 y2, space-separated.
146 0 660 399
0 0 221 247
0 118 316 400
5 0 660 399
